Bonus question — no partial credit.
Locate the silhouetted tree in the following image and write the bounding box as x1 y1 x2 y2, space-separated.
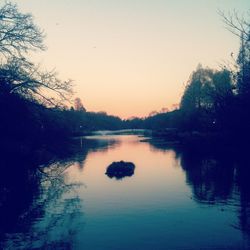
0 58 73 106
74 97 86 112
0 2 73 106
219 10 250 98
237 33 250 98
0 2 75 156
180 65 233 131
181 65 215 111
219 11 250 134
0 2 45 59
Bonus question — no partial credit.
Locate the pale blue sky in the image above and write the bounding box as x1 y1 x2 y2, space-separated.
14 0 250 118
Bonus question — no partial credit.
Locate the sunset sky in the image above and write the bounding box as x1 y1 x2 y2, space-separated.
15 0 249 118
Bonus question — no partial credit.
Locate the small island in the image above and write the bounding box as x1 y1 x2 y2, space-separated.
105 161 135 179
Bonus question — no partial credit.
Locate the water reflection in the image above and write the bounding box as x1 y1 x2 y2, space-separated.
181 150 250 240
0 159 81 249
180 151 234 204
0 137 116 249
1 134 250 249
147 138 250 240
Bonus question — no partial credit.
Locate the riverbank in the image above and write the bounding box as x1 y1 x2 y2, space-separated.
143 128 250 153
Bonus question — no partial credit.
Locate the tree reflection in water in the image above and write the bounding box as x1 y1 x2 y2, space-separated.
0 159 83 250
147 139 250 239
0 137 117 249
234 156 250 236
179 150 235 204
2 135 250 248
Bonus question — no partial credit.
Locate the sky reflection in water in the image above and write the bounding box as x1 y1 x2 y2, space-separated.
1 134 250 249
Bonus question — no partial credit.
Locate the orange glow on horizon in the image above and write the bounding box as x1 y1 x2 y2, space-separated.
15 0 248 118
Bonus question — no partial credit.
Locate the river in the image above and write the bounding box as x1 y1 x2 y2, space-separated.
1 132 250 249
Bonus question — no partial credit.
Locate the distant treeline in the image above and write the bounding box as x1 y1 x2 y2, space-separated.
127 12 250 145
0 2 250 156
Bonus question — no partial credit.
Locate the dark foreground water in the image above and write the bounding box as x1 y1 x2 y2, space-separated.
1 133 250 249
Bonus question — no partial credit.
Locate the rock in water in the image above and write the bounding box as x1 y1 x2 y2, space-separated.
106 161 135 179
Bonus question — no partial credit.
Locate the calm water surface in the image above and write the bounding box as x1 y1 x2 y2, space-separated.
1 133 250 249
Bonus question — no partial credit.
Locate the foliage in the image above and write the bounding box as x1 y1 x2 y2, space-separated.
0 2 73 107
0 2 74 155
0 2 45 59
179 65 233 131
219 11 250 133
219 10 250 98
74 97 86 112
236 27 250 99
181 65 233 112
1 2 250 156
0 58 73 106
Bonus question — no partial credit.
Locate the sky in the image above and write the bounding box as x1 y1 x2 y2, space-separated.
14 0 250 119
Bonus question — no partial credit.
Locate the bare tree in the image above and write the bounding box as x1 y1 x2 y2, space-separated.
0 2 73 107
0 57 73 107
0 2 45 59
219 10 250 97
218 10 250 41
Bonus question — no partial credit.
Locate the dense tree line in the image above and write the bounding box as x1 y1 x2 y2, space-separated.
0 2 70 157
177 11 250 140
0 2 125 157
129 11 250 144
1 2 250 157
